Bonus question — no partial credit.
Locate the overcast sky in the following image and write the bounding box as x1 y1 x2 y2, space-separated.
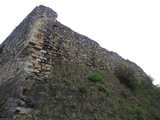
0 0 160 84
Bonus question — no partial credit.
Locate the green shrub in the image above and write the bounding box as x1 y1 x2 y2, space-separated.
149 107 160 120
140 75 153 89
148 85 160 98
79 85 88 93
134 107 145 120
88 72 102 82
97 83 107 92
115 65 140 90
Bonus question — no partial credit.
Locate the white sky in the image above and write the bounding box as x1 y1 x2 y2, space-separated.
0 0 160 84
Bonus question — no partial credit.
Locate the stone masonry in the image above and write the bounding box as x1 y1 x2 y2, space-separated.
0 5 148 119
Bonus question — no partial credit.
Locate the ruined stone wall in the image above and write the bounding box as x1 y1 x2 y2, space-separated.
0 5 145 85
39 21 125 72
24 19 55 77
0 6 148 119
0 6 57 83
22 18 145 79
35 20 145 78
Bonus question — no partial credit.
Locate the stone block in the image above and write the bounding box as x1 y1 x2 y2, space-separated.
40 50 47 53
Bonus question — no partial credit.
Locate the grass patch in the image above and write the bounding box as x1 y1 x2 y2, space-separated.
88 72 102 82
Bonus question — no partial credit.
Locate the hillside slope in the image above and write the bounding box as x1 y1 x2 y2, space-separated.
0 5 160 120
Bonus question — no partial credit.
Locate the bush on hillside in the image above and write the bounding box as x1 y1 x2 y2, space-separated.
114 65 141 90
88 72 102 82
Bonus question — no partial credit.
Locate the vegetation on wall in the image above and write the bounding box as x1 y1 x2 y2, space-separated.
114 64 143 89
17 61 160 120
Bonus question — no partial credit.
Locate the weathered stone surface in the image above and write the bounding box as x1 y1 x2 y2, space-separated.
0 5 154 120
